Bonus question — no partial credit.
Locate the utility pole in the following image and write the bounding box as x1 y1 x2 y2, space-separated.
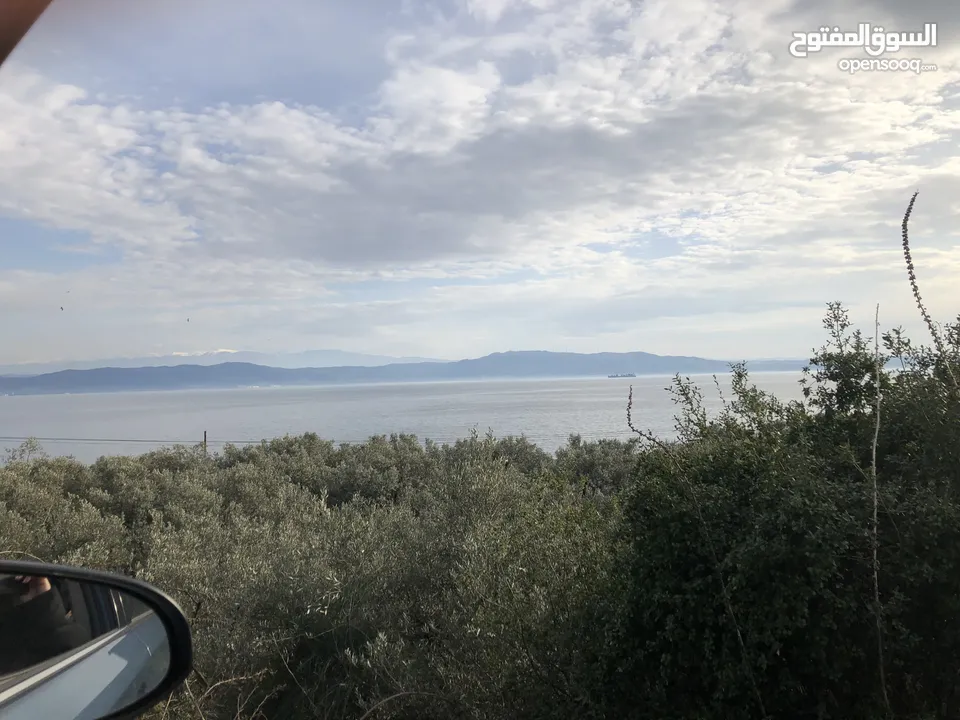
203 430 207 455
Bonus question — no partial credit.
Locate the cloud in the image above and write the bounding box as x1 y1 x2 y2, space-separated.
0 0 958 363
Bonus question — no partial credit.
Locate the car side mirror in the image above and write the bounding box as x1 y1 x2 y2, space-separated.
0 560 193 720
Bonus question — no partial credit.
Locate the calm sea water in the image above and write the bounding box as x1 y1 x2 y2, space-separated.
0 373 805 463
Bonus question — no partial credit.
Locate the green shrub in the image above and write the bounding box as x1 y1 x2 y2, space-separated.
3 195 958 719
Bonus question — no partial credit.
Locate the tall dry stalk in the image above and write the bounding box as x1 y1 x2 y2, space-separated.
901 191 959 391
871 303 890 715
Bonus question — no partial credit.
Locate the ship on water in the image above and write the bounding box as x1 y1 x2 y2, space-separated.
608 373 636 378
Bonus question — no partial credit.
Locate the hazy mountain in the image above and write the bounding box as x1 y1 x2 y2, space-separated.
0 351 806 396
0 349 440 376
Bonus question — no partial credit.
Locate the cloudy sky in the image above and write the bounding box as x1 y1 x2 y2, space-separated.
0 0 957 365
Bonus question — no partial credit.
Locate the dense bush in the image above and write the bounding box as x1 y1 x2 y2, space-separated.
1 195 958 718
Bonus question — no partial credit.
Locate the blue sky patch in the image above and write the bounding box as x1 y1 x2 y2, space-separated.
0 217 122 272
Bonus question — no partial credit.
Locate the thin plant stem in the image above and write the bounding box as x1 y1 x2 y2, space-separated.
871 304 890 716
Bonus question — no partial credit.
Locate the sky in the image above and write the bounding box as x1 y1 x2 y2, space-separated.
0 0 958 365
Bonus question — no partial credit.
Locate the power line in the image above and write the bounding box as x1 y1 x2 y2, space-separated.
0 435 499 446
0 435 257 445
0 432 632 448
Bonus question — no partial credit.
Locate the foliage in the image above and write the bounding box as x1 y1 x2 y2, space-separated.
1 196 958 718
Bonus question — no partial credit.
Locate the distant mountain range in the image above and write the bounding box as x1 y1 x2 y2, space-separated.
0 349 439 376
0 351 806 396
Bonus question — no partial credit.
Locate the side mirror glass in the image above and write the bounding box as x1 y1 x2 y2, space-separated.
0 561 192 720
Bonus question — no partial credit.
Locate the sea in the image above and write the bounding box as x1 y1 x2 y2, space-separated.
0 373 805 463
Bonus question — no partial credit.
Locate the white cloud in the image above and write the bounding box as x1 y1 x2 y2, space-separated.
0 0 958 364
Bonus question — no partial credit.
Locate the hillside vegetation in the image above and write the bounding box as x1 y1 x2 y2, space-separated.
1 194 958 719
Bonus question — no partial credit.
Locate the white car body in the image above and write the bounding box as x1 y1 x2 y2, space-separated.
0 609 170 719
